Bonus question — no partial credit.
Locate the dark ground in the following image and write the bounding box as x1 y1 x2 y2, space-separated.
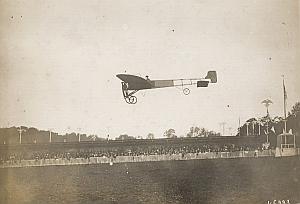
0 157 299 204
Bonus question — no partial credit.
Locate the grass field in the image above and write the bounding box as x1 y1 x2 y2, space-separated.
0 157 299 204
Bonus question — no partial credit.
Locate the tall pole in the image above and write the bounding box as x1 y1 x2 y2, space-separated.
18 127 25 144
262 99 273 143
107 126 110 140
282 75 287 133
78 128 81 142
49 129 52 143
219 122 226 136
262 99 273 117
266 119 269 143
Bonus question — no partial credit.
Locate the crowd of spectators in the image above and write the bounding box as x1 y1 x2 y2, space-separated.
0 142 271 165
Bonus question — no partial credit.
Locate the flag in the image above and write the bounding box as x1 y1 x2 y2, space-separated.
283 79 287 101
282 76 288 133
283 77 287 119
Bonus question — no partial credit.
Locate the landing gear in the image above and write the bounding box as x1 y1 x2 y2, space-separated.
121 82 138 104
125 96 137 104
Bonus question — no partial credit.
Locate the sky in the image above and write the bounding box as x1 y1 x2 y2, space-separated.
0 0 299 138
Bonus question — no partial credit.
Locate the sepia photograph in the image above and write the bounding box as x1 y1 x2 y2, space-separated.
0 0 299 203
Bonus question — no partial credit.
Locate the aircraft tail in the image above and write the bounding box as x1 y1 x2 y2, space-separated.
205 71 217 83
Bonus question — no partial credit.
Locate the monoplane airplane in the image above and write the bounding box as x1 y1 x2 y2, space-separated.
116 71 217 104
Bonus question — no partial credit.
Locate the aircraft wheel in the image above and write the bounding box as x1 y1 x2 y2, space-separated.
183 88 190 95
125 97 132 104
129 96 137 104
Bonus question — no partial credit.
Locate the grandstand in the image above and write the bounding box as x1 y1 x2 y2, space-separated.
0 135 267 164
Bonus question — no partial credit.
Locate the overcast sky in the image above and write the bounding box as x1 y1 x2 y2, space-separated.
0 0 299 138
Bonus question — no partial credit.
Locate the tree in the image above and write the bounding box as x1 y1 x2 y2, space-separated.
0 127 19 144
207 131 221 137
290 102 300 116
187 126 200 137
146 133 154 139
238 117 269 136
287 102 300 136
164 129 176 138
116 134 136 140
199 128 207 137
187 126 214 137
65 132 78 142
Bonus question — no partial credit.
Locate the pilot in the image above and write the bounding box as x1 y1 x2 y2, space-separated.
122 82 128 89
145 75 150 80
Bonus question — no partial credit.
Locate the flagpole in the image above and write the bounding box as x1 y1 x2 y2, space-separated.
238 117 241 137
282 75 287 133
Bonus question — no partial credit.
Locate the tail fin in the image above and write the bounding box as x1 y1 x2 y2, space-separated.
205 71 217 83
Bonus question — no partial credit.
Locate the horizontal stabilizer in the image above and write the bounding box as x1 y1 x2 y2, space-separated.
197 80 209 87
205 71 217 83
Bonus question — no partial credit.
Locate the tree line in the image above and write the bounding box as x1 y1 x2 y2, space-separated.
0 127 105 144
1 102 299 144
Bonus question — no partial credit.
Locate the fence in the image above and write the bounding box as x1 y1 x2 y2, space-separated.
0 149 278 168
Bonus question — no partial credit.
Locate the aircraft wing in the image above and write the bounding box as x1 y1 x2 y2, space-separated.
116 74 152 90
